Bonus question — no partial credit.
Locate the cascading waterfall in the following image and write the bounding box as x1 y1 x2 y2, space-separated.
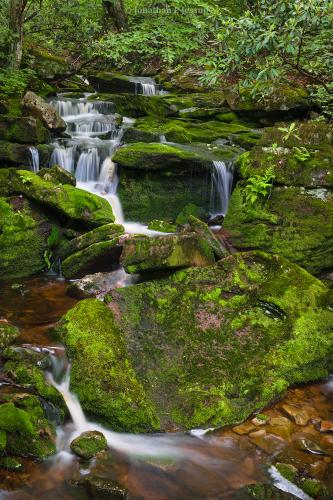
210 160 234 217
49 94 168 235
129 76 160 96
29 146 40 172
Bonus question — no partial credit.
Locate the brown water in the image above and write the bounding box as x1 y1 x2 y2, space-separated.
0 276 332 499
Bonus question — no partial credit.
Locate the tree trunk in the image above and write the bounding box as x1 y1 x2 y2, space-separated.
8 0 27 70
102 0 127 31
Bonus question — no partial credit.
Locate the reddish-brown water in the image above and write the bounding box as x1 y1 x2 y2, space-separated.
0 276 332 499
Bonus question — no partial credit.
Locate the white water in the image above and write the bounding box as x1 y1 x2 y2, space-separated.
49 95 163 235
210 161 234 217
269 466 312 500
129 76 158 96
29 146 40 172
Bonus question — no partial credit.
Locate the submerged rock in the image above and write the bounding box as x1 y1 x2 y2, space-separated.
121 233 215 273
56 251 333 432
70 431 107 459
22 91 66 133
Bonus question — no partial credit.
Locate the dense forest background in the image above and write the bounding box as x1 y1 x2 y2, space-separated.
0 0 332 114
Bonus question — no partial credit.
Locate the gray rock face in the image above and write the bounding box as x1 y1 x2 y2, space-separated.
22 91 66 133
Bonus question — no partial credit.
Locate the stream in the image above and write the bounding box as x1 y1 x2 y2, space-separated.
1 81 332 498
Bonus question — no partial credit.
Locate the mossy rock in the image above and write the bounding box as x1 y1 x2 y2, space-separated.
223 185 333 275
88 72 138 93
0 321 20 349
0 196 49 280
0 456 23 471
62 237 122 279
26 46 69 81
188 215 227 259
58 223 124 259
22 91 66 133
0 115 50 144
0 397 56 459
225 84 310 113
70 431 107 459
237 122 333 188
235 483 298 499
176 203 207 225
147 220 177 233
0 168 114 229
2 345 51 370
56 299 160 432
113 142 211 172
118 170 210 224
57 251 333 431
38 165 76 186
0 140 32 167
121 233 216 274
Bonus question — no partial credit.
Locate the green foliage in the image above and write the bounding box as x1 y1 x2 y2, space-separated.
278 122 301 142
0 69 37 98
293 146 311 162
242 167 276 206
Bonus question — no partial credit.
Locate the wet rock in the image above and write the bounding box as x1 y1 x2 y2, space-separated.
281 404 310 426
295 437 329 456
248 430 286 454
0 320 20 349
22 91 66 133
188 215 227 258
275 462 298 482
121 233 215 273
89 72 138 93
0 140 33 167
38 165 76 186
70 431 107 459
251 414 268 427
56 251 333 432
233 422 256 435
2 345 51 370
147 220 177 233
0 116 50 144
300 477 324 498
235 483 298 499
67 269 136 300
267 416 295 440
320 421 333 433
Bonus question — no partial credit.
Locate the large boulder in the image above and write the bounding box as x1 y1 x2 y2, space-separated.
70 431 107 459
22 91 66 133
223 186 333 275
121 233 215 273
0 142 53 168
0 116 49 144
57 251 333 431
237 122 333 188
0 169 114 229
89 72 138 93
38 165 76 186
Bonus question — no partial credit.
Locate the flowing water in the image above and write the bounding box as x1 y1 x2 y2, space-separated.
128 76 161 96
1 277 333 499
29 146 40 173
210 161 234 217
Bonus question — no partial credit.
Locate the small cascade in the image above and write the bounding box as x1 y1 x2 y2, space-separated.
29 146 40 172
46 354 205 461
130 76 159 96
210 161 234 217
75 148 100 182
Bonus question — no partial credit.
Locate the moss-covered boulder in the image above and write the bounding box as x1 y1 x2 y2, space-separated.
121 233 215 273
0 321 20 350
237 122 333 188
38 165 76 186
62 237 123 279
70 431 107 459
56 300 160 432
0 396 56 459
118 170 210 224
89 72 138 93
223 185 333 275
147 220 177 233
188 216 227 259
57 251 333 431
0 116 50 144
225 84 310 113
0 169 114 229
0 196 49 280
113 142 211 172
22 91 66 133
0 140 32 167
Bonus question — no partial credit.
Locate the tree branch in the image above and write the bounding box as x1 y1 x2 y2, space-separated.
280 53 333 94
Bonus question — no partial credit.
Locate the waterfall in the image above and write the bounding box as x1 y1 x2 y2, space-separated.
75 148 100 182
50 145 76 173
129 76 158 96
29 147 40 172
210 161 234 217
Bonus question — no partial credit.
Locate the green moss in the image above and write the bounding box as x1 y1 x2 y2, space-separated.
0 430 7 450
176 203 206 225
0 322 20 349
38 165 76 186
121 234 215 274
147 220 177 233
275 463 298 483
0 168 114 229
56 299 160 432
300 478 323 497
4 361 65 409
0 116 49 144
62 237 121 279
0 403 34 435
70 431 107 459
0 457 23 470
224 185 333 274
